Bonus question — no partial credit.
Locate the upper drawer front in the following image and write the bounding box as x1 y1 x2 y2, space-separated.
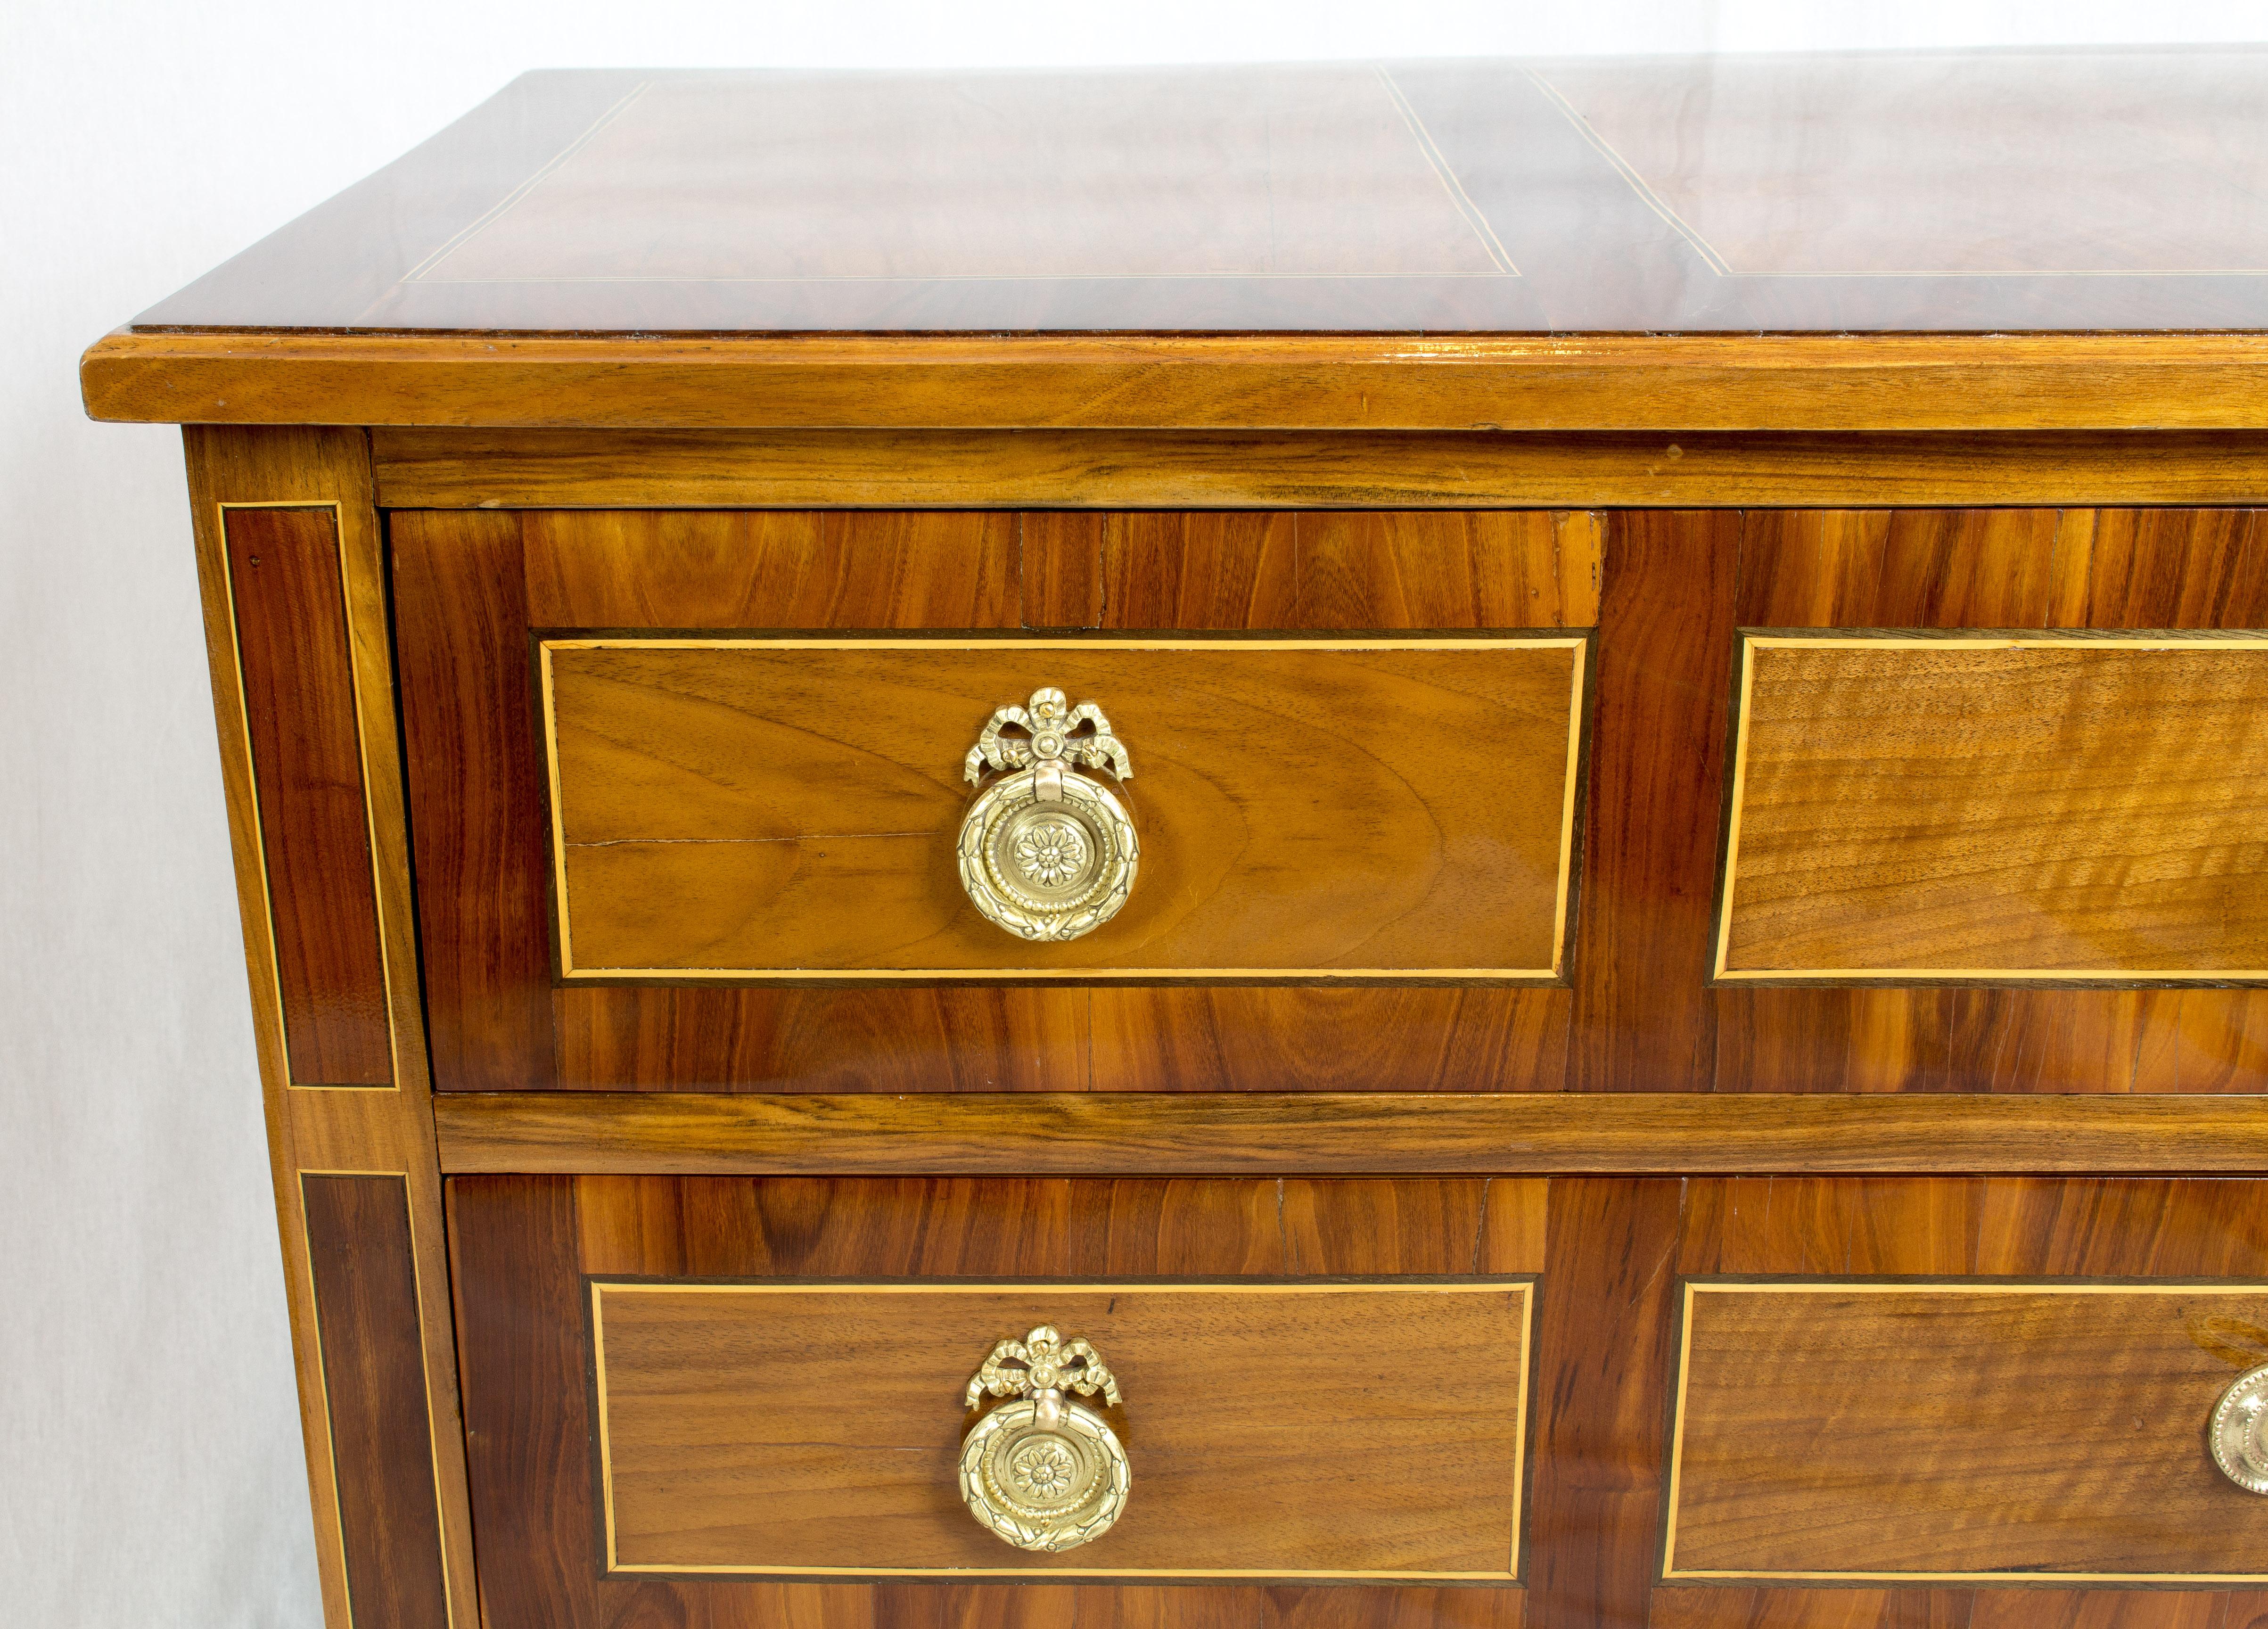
394 508 1600 1093
394 505 2268 1095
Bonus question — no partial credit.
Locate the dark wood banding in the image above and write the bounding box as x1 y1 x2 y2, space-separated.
225 506 391 1086
301 1174 449 1629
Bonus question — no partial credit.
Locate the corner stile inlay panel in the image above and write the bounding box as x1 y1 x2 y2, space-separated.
539 636 1589 981
588 1278 1535 1580
1665 1279 2268 1585
1715 631 2268 984
222 502 395 1086
181 427 480 1629
300 1173 454 1629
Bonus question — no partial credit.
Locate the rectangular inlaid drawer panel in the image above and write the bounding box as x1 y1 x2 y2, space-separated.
542 636 1584 979
1667 1279 2268 1583
594 1280 1532 1577
1717 632 2268 982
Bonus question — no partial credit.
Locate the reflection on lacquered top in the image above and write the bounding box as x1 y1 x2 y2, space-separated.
137 50 2268 333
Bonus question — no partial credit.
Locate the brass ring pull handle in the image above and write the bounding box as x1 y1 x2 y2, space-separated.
2213 1363 2268 1492
959 1325 1130 1552
958 687 1137 942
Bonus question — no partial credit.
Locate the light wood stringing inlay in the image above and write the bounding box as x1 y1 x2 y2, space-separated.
1717 634 2268 981
592 1280 1533 1578
1665 1280 2268 1583
542 637 1587 980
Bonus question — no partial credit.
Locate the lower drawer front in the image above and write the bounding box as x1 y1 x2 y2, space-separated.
1669 1281 2268 1582
448 1176 2268 1629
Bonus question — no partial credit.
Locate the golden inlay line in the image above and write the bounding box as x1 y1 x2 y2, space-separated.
541 635 1588 983
1663 1279 2268 1585
592 1278 1533 1580
1713 632 2268 984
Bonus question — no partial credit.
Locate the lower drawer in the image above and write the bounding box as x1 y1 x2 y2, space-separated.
447 1176 2268 1629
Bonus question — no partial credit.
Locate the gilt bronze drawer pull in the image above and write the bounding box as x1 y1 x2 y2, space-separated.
959 1325 1129 1552
958 687 1137 943
2213 1363 2268 1493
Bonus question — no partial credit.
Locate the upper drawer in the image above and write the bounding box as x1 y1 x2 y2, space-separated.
393 507 1601 1093
393 504 2268 1096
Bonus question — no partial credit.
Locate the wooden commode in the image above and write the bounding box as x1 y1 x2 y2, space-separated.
83 52 2268 1629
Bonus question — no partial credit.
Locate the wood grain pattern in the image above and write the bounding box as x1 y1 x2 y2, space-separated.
429 1092 2268 1176
397 502 2268 1097
1718 635 2268 979
396 509 1592 1092
1643 1179 2268 1626
183 428 480 1629
391 510 556 1094
301 1175 450 1628
1085 511 1600 630
1574 510 1739 1092
1668 1282 2268 1581
368 428 2268 512
596 1282 1530 1576
223 505 391 1085
453 1176 1541 1627
81 330 2268 433
519 507 1020 628
1717 508 2268 1094
543 638 1583 977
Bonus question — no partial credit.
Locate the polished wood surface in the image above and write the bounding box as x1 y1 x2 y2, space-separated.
222 505 391 1084
454 1174 2263 1627
368 428 2268 512
181 427 479 1629
300 1175 451 1627
1669 1281 2268 1581
1563 1178 2268 1629
113 65 2268 1623
122 56 2268 334
1577 511 1739 1094
597 1281 1530 1576
1720 635 2268 980
395 508 1592 1092
453 1176 1539 1626
430 1092 2268 1176
545 639 1582 977
1715 508 2268 1093
394 503 2268 1095
80 330 2268 432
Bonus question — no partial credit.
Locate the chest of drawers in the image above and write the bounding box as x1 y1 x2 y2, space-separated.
84 54 2268 1629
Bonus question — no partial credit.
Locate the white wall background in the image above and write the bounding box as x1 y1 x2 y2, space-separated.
5 3 2265 1623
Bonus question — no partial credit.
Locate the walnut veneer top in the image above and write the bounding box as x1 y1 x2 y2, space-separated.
131 51 2268 335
